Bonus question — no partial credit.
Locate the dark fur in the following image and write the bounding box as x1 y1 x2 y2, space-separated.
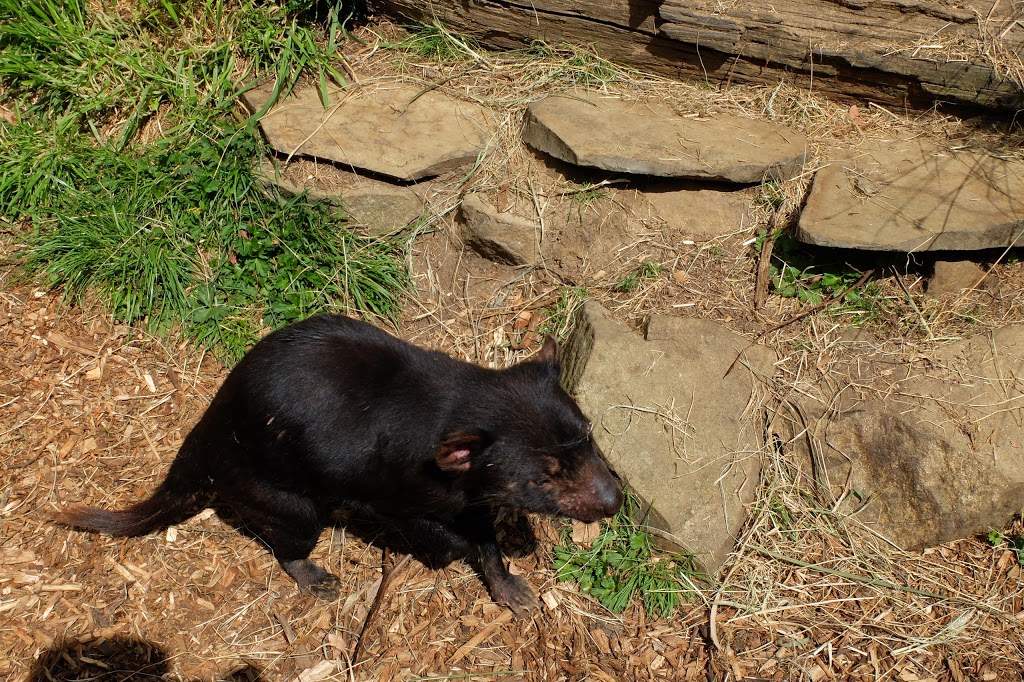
57 315 622 612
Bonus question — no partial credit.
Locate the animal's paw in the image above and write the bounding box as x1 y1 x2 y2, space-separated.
282 559 341 600
307 573 341 600
489 573 541 617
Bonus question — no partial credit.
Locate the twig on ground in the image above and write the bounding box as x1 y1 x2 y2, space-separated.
350 549 411 665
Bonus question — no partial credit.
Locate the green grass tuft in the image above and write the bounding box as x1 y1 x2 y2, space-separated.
0 0 406 361
391 21 484 63
553 490 704 619
537 286 587 340
614 260 663 293
524 42 627 86
235 0 350 111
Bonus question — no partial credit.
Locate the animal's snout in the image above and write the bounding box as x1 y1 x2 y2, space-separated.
596 478 624 518
559 456 623 523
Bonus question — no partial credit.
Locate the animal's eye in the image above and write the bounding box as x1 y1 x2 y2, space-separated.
526 457 561 487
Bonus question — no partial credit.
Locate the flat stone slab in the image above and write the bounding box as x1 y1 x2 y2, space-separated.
562 302 775 574
244 83 492 182
797 140 1024 251
523 94 808 183
259 158 422 236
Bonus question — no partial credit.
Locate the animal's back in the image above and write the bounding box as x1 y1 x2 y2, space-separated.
204 315 464 502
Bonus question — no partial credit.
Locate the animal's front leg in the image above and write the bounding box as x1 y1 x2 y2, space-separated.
478 539 541 616
460 513 540 617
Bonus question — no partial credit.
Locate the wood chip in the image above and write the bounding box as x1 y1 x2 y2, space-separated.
273 609 298 644
448 610 513 665
296 661 335 682
571 520 601 547
47 332 99 356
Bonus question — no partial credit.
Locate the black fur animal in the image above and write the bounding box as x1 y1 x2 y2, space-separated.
57 315 622 614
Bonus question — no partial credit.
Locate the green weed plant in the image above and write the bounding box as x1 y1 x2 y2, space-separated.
553 490 703 619
987 530 1024 568
754 228 880 317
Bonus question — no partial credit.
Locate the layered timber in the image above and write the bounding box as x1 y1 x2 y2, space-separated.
369 0 1024 113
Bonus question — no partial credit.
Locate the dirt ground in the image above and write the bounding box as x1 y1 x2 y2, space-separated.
0 237 722 682
4 21 1024 682
3 228 1024 680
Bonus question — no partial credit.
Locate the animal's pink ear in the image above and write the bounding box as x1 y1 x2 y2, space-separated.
537 335 558 364
436 432 482 473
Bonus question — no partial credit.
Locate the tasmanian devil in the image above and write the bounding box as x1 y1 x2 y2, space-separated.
57 314 622 614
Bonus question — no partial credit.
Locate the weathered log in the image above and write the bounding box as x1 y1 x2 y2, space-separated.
368 0 1024 113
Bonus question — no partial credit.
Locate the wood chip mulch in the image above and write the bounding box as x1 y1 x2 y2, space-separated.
2 261 1021 682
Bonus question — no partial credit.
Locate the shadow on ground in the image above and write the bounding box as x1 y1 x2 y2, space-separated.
29 635 264 682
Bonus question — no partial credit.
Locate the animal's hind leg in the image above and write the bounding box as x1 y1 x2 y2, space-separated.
225 484 339 599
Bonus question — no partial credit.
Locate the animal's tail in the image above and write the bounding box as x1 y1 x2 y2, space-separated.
55 451 213 537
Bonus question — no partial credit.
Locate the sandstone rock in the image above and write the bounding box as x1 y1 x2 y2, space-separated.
928 260 989 296
259 159 422 236
243 83 492 182
523 94 808 183
797 140 1024 251
641 184 753 239
342 190 424 236
562 302 776 574
457 193 540 266
810 327 1024 549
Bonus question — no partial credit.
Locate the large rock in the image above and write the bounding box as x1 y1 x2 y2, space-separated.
523 94 808 183
797 140 1024 251
809 327 1024 549
457 193 540 266
259 159 422 236
243 83 492 182
562 302 776 574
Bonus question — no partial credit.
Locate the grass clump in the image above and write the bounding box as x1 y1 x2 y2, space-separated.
537 286 587 339
553 490 703 618
0 0 406 361
614 260 663 293
524 42 627 86
0 0 232 147
391 20 486 63
235 0 351 111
